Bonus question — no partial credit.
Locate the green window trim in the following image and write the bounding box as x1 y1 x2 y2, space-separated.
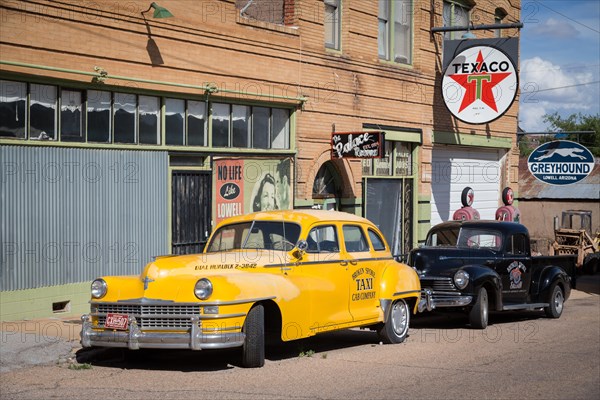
432 131 513 149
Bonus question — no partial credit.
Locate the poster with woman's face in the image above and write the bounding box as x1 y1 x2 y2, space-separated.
214 158 292 224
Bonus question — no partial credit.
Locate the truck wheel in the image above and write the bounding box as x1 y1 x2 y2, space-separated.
469 287 488 329
242 304 265 368
378 299 410 344
544 283 564 319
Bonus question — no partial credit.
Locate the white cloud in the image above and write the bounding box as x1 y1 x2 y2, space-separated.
519 57 598 132
528 17 580 39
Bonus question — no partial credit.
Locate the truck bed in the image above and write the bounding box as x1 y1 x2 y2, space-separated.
532 254 577 288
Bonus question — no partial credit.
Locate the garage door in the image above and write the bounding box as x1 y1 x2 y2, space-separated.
431 146 506 225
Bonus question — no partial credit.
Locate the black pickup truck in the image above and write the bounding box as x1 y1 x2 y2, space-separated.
411 221 576 328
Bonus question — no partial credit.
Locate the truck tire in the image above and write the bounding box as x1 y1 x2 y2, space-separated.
544 283 564 319
469 287 488 329
378 299 410 344
242 304 265 368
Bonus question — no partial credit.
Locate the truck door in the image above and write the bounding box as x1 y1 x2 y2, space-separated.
497 233 532 304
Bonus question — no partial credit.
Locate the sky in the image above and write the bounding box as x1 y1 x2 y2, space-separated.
519 0 600 132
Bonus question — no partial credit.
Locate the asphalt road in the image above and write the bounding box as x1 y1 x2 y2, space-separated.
1 281 599 400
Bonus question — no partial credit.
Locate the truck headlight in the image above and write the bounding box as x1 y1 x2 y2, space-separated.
194 278 213 300
91 279 107 299
454 270 469 290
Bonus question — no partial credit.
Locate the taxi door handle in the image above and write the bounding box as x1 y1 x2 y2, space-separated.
349 260 358 265
341 260 357 266
340 260 348 266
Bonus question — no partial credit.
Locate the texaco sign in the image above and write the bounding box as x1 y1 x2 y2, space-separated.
442 45 518 124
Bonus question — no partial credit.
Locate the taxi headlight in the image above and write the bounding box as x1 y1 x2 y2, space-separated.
454 270 470 290
194 278 213 300
91 279 107 299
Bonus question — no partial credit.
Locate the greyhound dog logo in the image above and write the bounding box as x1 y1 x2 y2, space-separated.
534 148 587 161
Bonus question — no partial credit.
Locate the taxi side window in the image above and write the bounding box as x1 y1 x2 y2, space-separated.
368 229 386 251
307 225 339 253
343 225 369 252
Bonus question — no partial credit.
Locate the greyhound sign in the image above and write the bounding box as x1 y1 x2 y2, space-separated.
527 140 595 185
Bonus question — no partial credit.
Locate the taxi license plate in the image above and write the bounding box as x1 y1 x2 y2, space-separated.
105 313 129 330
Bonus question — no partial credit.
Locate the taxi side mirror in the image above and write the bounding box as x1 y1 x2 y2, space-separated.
292 240 308 259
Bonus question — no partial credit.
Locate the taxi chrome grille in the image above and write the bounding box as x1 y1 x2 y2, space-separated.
420 277 457 292
92 303 201 330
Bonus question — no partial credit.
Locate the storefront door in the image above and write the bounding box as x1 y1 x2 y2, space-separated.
171 170 212 254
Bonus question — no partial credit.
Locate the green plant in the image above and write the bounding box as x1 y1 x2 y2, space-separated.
68 363 92 370
298 349 315 358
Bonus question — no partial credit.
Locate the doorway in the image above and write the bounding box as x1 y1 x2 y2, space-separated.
171 170 211 254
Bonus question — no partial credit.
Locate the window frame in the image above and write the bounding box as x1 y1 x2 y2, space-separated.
306 225 339 254
324 0 341 50
60 88 85 142
443 0 473 40
368 229 387 251
0 79 28 139
342 225 370 253
378 0 413 65
494 8 507 38
138 94 161 145
113 92 137 144
0 79 292 151
29 83 57 141
86 89 112 143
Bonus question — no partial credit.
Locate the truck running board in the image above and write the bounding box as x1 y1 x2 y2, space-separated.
502 303 549 311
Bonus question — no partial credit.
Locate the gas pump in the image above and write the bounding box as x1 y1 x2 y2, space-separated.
495 187 521 222
453 187 481 221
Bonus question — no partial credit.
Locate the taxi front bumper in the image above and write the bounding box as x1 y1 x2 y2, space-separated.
80 315 245 350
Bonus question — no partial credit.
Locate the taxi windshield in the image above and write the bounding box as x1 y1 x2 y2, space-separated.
206 221 301 252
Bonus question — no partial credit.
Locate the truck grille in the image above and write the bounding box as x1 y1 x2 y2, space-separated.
420 277 457 292
92 303 201 330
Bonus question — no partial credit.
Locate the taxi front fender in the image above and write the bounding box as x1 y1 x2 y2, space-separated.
379 262 421 314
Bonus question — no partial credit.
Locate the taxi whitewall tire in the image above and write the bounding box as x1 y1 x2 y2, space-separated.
469 287 489 329
544 282 564 319
242 303 265 368
378 299 410 344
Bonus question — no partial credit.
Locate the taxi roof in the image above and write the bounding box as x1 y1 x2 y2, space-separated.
217 209 371 227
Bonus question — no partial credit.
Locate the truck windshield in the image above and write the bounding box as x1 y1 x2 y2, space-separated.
206 221 301 252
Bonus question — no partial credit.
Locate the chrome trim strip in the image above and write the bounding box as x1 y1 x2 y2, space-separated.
266 256 395 269
392 290 421 297
93 296 275 307
200 296 276 306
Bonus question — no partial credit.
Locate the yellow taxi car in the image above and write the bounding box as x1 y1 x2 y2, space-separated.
81 210 421 367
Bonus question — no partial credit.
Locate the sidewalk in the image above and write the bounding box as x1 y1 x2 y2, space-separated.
0 316 82 372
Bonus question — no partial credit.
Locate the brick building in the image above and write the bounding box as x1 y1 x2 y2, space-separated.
0 0 521 320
